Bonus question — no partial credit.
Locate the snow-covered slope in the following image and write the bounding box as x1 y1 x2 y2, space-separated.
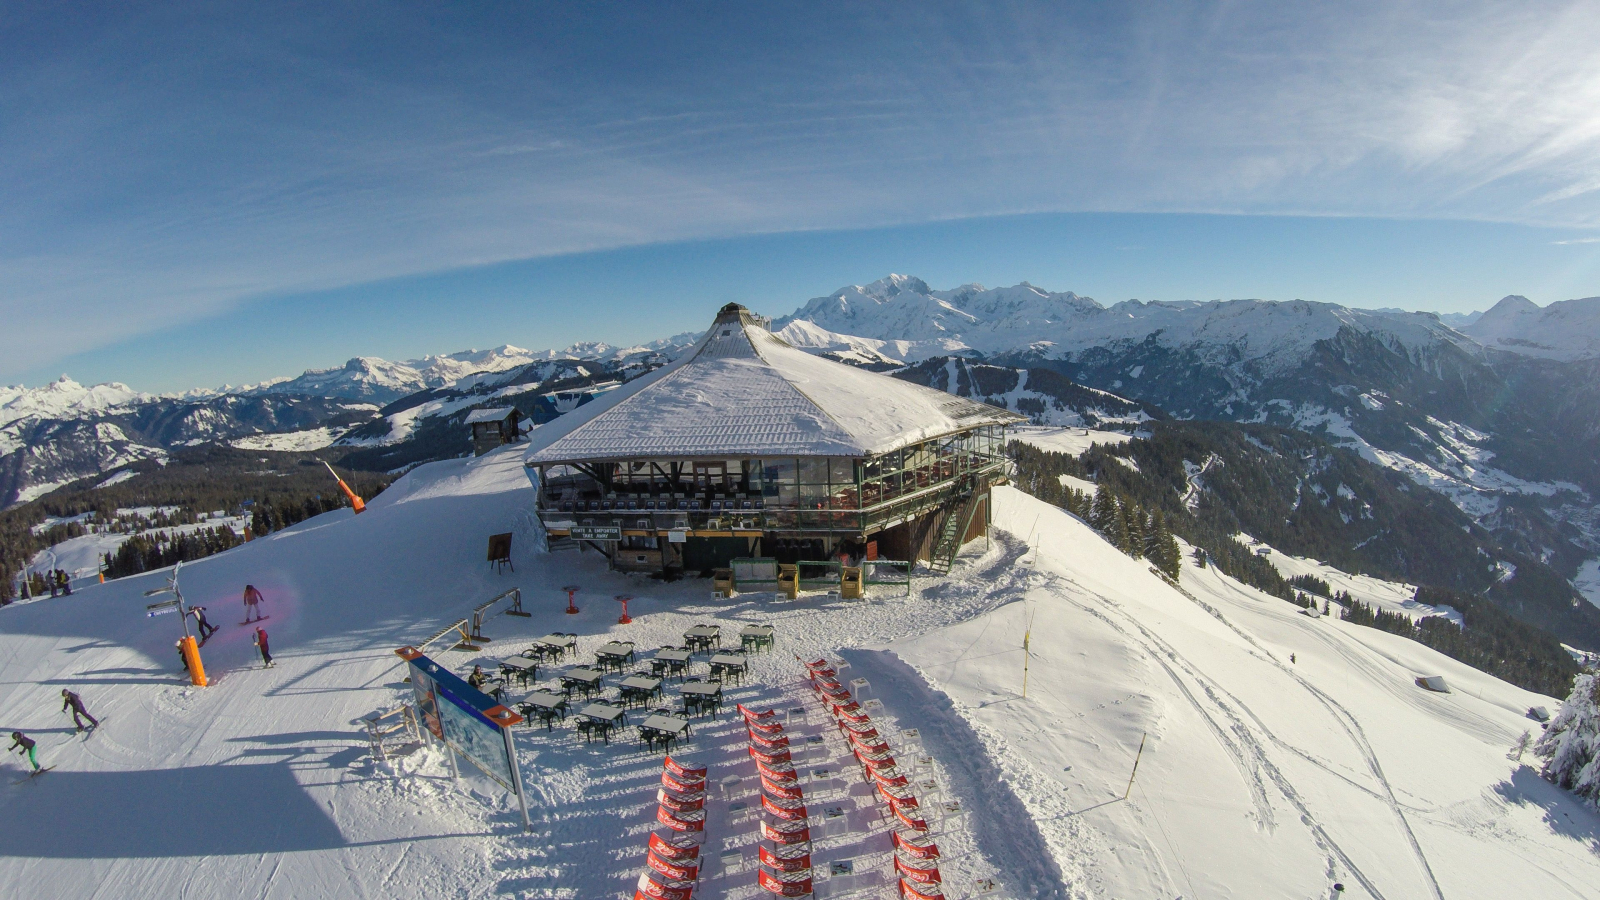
1 448 1593 899
1464 294 1600 360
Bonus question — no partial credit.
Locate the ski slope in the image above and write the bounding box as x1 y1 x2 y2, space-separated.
1 448 1596 899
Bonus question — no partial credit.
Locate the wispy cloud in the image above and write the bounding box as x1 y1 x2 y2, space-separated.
1552 237 1600 245
5 3 1600 379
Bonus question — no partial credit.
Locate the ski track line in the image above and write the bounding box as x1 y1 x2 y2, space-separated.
1144 569 1449 900
1045 573 1393 900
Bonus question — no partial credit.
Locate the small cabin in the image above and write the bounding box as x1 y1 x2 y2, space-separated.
466 407 523 456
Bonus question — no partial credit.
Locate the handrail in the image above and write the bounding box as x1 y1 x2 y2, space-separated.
470 588 526 642
418 618 473 653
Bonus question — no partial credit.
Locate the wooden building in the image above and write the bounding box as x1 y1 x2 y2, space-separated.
523 304 1023 576
466 407 523 456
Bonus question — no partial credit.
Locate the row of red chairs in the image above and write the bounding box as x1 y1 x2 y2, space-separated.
803 658 944 899
636 756 708 900
741 703 814 898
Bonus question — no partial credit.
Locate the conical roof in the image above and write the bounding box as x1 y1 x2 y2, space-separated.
524 306 1021 464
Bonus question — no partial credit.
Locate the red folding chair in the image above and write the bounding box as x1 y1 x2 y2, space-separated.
762 794 808 821
650 832 700 862
892 831 940 860
759 845 812 873
761 776 805 800
657 788 705 813
664 755 707 781
895 855 942 885
760 820 812 845
647 848 699 882
758 869 813 897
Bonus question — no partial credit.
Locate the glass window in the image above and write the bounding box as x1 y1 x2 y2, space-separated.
829 458 854 486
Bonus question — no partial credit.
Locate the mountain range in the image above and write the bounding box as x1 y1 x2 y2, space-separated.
6 275 1600 640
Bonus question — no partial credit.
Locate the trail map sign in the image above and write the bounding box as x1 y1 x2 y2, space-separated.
396 647 531 827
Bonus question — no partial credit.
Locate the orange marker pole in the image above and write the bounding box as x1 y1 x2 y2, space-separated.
180 635 208 687
322 461 367 514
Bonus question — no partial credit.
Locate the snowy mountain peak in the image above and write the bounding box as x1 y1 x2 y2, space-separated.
773 275 1465 373
1465 294 1600 360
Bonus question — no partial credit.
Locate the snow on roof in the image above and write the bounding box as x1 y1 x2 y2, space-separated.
464 407 516 424
525 305 1022 464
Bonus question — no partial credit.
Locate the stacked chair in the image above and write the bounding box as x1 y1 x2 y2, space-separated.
802 658 944 898
741 703 814 897
636 756 707 900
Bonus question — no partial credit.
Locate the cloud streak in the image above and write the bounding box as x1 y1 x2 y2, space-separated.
3 2 1600 378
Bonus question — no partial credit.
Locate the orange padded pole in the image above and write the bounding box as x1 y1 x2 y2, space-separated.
180 635 208 686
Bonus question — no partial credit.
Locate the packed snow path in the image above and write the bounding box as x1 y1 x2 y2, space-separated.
1 446 1597 899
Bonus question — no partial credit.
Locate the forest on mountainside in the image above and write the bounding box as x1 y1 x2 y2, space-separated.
1010 422 1589 696
0 446 391 602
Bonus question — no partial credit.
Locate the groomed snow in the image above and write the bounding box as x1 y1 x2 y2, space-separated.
1236 535 1464 626
1010 425 1133 457
1 448 1595 899
230 426 342 452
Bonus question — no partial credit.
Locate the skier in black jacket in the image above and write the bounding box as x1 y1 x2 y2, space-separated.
61 689 99 732
9 732 39 772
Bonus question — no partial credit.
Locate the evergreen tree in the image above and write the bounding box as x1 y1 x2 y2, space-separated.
1090 486 1118 535
1535 673 1600 808
1109 497 1131 553
1146 511 1182 580
1123 501 1145 557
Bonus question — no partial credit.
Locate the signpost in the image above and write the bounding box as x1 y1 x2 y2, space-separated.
569 525 621 542
396 647 531 830
144 562 206 687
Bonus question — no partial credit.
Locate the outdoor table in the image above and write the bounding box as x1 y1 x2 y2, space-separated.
739 624 776 652
518 691 569 730
534 633 577 659
683 624 720 653
708 651 747 675
578 702 627 744
679 681 723 717
639 713 692 752
560 667 605 699
498 657 539 686
653 648 693 679
618 675 663 706
595 641 636 672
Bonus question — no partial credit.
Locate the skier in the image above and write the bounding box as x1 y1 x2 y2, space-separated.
48 572 59 598
59 570 72 596
1290 653 1296 665
242 584 266 623
253 626 273 667
61 689 99 732
190 605 218 642
9 731 40 773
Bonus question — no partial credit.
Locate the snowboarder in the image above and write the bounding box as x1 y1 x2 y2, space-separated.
58 570 72 596
253 626 273 667
467 665 489 690
61 689 99 732
9 731 40 773
242 584 265 623
190 605 218 642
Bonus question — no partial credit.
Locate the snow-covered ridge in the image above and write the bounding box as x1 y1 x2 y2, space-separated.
771 274 1479 371
1463 294 1600 360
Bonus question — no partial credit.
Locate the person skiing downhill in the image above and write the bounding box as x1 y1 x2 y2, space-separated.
61 689 99 732
9 732 39 773
242 584 265 623
190 606 218 642
253 626 273 667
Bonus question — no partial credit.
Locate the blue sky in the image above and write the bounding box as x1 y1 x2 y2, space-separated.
5 3 1600 392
